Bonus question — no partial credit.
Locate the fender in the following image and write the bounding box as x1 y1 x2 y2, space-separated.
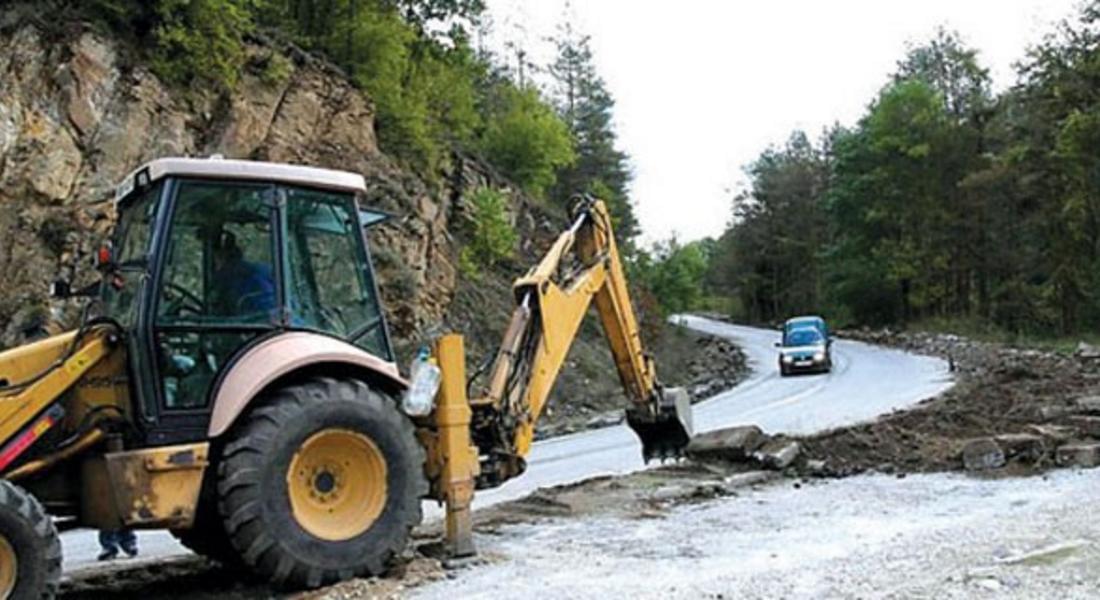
208 332 407 437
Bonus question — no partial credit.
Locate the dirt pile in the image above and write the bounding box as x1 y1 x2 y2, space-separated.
798 330 1100 476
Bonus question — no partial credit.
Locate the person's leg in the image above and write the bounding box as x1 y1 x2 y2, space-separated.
97 530 119 561
119 528 138 557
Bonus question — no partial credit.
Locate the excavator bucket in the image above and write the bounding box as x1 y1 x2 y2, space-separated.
627 387 694 461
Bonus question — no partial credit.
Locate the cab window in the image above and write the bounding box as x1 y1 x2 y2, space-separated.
102 182 161 328
285 188 389 359
157 182 277 325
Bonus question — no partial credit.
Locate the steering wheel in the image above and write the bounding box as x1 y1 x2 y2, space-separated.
161 282 205 317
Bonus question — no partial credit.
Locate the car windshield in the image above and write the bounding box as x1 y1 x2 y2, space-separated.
786 328 822 346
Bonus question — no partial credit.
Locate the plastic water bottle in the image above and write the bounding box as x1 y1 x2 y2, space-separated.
403 347 441 416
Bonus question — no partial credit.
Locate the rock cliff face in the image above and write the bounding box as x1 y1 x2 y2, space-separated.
0 16 548 350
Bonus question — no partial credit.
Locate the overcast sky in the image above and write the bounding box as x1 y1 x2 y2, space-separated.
483 0 1082 244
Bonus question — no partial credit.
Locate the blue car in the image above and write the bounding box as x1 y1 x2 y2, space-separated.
783 315 829 343
776 323 832 376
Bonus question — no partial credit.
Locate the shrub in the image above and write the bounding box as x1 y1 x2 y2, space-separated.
150 0 254 90
481 86 576 198
459 187 516 277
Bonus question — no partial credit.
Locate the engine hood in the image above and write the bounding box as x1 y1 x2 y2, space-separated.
779 344 825 356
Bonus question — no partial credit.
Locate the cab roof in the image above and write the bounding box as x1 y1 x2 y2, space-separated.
115 157 366 202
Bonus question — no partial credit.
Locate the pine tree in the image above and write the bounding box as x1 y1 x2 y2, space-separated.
547 13 638 250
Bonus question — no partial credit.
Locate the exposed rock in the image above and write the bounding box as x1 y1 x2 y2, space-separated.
804 459 828 477
687 425 766 462
1075 395 1100 415
1027 424 1077 444
1035 404 1071 421
961 438 1005 471
720 470 775 492
585 411 623 429
753 439 801 470
1074 342 1100 360
992 433 1045 461
1066 416 1100 438
1055 442 1100 468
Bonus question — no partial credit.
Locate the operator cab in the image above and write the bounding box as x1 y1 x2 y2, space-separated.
102 157 394 443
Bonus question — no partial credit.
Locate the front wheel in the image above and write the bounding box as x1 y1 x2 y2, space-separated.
217 377 427 589
0 481 61 599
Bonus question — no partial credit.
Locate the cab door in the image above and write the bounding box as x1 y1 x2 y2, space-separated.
146 179 281 444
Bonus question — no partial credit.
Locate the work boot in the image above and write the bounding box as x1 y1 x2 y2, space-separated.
97 548 118 561
121 543 138 558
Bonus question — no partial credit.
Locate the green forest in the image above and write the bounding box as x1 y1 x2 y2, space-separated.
702 4 1100 336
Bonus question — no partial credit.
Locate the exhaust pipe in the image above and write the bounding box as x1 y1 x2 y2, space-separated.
627 387 693 461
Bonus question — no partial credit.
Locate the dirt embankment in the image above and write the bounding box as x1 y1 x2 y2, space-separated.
799 330 1100 476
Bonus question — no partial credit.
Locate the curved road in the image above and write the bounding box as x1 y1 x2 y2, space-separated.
60 316 953 573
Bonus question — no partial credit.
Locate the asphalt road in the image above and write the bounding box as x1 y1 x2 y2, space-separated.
60 316 953 574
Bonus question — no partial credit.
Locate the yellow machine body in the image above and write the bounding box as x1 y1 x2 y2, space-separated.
0 328 209 531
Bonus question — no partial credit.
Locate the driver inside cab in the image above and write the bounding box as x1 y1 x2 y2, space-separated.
210 230 276 319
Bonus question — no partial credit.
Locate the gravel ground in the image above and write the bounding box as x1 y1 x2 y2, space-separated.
412 468 1100 599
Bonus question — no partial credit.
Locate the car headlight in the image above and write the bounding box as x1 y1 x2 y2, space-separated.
782 355 793 363
813 351 825 361
403 361 441 416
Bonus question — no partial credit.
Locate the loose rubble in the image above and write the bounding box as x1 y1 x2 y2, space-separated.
798 329 1100 476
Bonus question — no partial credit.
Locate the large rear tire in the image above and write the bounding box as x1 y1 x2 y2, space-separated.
0 480 61 599
217 377 426 589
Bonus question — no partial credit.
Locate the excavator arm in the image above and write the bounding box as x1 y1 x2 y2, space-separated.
427 197 693 556
471 197 691 480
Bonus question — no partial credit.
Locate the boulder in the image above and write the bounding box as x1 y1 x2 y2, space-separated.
1056 442 1100 468
993 433 1045 460
585 411 623 429
753 439 801 470
961 438 1006 471
1075 342 1100 360
686 425 767 461
1027 424 1076 444
1067 416 1100 438
1075 395 1100 415
1035 404 1070 421
721 470 775 493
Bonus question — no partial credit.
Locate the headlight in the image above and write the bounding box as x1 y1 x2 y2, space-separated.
782 355 793 363
813 351 825 361
403 361 441 416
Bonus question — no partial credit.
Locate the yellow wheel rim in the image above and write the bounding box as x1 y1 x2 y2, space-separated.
287 428 387 542
0 534 16 600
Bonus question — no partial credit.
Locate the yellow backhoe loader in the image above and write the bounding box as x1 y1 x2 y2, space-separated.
0 157 691 598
